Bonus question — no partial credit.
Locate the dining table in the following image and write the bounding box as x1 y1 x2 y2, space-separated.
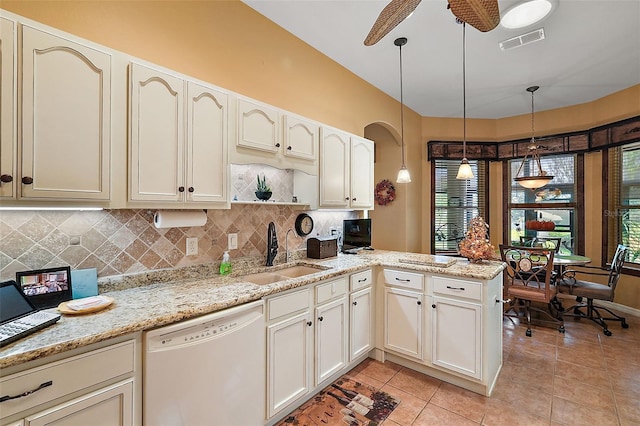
553 253 592 275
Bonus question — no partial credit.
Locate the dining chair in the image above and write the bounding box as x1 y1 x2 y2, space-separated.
500 245 564 337
556 244 629 336
518 236 536 247
532 237 563 253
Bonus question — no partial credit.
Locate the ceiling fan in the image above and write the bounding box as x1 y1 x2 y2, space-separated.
364 0 501 46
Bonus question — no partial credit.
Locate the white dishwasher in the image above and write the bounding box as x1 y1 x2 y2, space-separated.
144 300 266 425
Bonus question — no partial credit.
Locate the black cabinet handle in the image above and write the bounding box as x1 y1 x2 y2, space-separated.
178 186 185 192
318 316 324 322
307 321 312 326
345 197 350 200
417 301 422 305
0 174 12 183
275 143 281 148
188 187 194 193
0 380 52 403
353 301 357 306
287 146 292 150
446 285 465 291
432 304 436 309
395 278 411 282
352 197 357 201
358 278 367 283
22 176 33 185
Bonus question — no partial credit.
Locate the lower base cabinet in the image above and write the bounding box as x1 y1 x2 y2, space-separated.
0 337 140 426
383 287 423 360
24 380 134 426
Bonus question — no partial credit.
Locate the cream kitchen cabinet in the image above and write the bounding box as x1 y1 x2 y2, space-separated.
319 127 374 209
383 269 425 361
314 277 348 386
283 114 318 162
0 16 16 199
266 287 313 419
349 269 373 361
236 98 280 154
129 62 228 206
0 337 139 426
20 24 111 201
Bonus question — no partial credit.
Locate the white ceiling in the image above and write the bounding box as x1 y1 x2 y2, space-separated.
243 0 640 119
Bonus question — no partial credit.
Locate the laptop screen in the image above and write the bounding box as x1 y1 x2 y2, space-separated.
1 280 37 324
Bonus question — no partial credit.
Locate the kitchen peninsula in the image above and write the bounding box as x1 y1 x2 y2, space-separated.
0 251 505 425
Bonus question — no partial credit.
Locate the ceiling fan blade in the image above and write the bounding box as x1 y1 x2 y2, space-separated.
448 0 500 32
364 0 422 46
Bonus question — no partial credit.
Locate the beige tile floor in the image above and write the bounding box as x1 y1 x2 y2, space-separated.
343 310 640 426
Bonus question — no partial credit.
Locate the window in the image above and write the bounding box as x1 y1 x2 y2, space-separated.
606 142 640 268
432 160 487 254
506 153 581 254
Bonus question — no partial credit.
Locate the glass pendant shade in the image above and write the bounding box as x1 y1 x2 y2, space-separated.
456 159 474 180
514 175 553 189
397 166 412 183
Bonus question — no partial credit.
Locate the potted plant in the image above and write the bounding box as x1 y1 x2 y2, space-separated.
255 174 272 201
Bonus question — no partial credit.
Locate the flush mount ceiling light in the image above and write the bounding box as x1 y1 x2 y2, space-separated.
456 21 473 180
514 85 554 190
501 0 555 29
395 36 411 184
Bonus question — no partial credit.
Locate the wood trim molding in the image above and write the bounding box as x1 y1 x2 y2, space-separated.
427 115 640 161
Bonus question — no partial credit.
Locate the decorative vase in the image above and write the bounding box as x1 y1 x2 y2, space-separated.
255 191 272 201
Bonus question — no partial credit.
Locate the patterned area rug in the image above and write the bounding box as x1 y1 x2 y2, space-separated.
277 376 400 426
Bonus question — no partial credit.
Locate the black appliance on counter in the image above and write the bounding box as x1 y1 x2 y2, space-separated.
342 218 372 253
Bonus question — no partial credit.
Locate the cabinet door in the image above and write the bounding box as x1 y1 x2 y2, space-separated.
0 17 16 199
267 311 312 419
319 127 350 208
431 296 482 380
283 114 318 161
21 25 111 200
350 136 374 209
237 98 280 153
384 287 423 360
129 62 184 202
350 287 373 361
186 81 228 203
25 380 134 426
315 297 348 385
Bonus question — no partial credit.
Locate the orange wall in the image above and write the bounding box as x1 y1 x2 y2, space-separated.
3 2 639 309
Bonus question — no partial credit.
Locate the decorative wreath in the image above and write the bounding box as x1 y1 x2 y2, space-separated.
375 179 396 206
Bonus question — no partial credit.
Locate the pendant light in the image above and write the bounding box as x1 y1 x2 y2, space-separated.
514 85 554 190
395 37 411 184
456 21 474 180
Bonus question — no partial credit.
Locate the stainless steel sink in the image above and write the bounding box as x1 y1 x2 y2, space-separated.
242 264 329 285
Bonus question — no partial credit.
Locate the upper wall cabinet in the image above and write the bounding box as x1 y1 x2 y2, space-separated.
129 62 228 206
283 114 318 162
231 98 319 176
20 24 111 200
319 128 374 210
0 17 16 199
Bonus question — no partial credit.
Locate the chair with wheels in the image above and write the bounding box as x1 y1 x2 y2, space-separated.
557 244 629 336
532 237 563 253
500 245 564 337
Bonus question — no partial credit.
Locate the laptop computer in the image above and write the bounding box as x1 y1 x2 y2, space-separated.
0 280 61 348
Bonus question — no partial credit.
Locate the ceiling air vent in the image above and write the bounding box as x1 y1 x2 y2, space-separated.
499 28 545 51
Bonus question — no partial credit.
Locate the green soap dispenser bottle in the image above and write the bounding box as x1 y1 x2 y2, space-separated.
220 251 232 275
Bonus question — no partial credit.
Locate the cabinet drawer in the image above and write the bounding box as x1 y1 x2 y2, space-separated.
316 277 348 304
383 269 424 291
350 269 372 291
267 288 311 322
433 276 482 301
0 340 135 420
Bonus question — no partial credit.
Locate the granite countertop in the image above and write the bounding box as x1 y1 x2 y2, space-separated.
0 250 505 369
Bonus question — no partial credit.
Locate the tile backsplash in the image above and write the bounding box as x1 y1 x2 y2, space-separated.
0 205 357 280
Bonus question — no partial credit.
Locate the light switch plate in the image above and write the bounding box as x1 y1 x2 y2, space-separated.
228 233 238 250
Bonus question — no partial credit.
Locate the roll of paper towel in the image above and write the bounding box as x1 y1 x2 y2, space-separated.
154 210 207 229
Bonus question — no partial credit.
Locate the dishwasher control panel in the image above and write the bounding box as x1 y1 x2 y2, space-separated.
155 320 240 349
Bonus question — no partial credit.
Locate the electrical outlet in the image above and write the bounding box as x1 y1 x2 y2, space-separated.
186 237 198 256
228 233 238 250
